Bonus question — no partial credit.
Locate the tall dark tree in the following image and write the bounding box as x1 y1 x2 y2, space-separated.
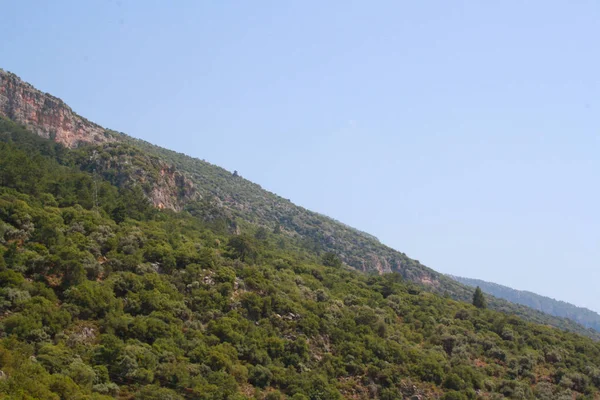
473 286 487 309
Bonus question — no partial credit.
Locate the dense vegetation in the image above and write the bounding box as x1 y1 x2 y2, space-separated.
116 132 600 341
4 59 600 343
2 119 600 399
451 276 600 333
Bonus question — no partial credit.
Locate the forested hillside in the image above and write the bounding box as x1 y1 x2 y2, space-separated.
1 69 599 342
117 136 600 340
450 276 600 333
3 117 600 399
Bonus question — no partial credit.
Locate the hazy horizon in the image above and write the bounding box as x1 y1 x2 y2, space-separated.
2 1 598 312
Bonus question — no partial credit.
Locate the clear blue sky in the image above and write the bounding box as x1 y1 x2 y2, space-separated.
2 1 599 311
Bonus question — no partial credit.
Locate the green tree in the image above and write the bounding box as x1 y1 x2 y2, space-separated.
254 227 268 240
473 286 487 309
227 235 258 262
321 252 342 268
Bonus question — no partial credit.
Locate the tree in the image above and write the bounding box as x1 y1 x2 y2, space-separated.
254 227 268 240
321 252 342 268
473 286 486 309
227 235 258 262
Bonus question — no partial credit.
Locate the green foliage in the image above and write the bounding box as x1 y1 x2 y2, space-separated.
227 234 258 262
441 391 468 400
321 252 342 268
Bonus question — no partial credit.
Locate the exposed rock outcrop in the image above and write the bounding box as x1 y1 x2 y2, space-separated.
0 69 115 148
0 70 197 210
152 165 197 210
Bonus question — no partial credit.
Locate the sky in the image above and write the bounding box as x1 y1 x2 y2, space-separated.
1 1 599 311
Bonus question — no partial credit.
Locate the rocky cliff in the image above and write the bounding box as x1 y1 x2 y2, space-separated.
0 69 197 210
0 69 115 148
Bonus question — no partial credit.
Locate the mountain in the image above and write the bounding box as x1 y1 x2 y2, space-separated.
1 68 599 344
3 69 600 398
3 115 600 399
450 275 600 332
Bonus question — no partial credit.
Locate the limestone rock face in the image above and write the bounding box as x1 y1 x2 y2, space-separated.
0 69 115 148
0 69 196 210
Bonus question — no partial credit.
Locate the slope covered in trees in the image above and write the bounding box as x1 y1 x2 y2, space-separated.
1 70 599 340
451 275 600 333
2 118 600 399
112 135 600 340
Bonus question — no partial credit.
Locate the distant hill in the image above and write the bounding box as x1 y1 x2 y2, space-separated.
449 275 600 332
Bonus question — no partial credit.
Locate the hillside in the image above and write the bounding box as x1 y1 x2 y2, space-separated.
450 275 600 333
1 68 599 343
2 117 600 399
